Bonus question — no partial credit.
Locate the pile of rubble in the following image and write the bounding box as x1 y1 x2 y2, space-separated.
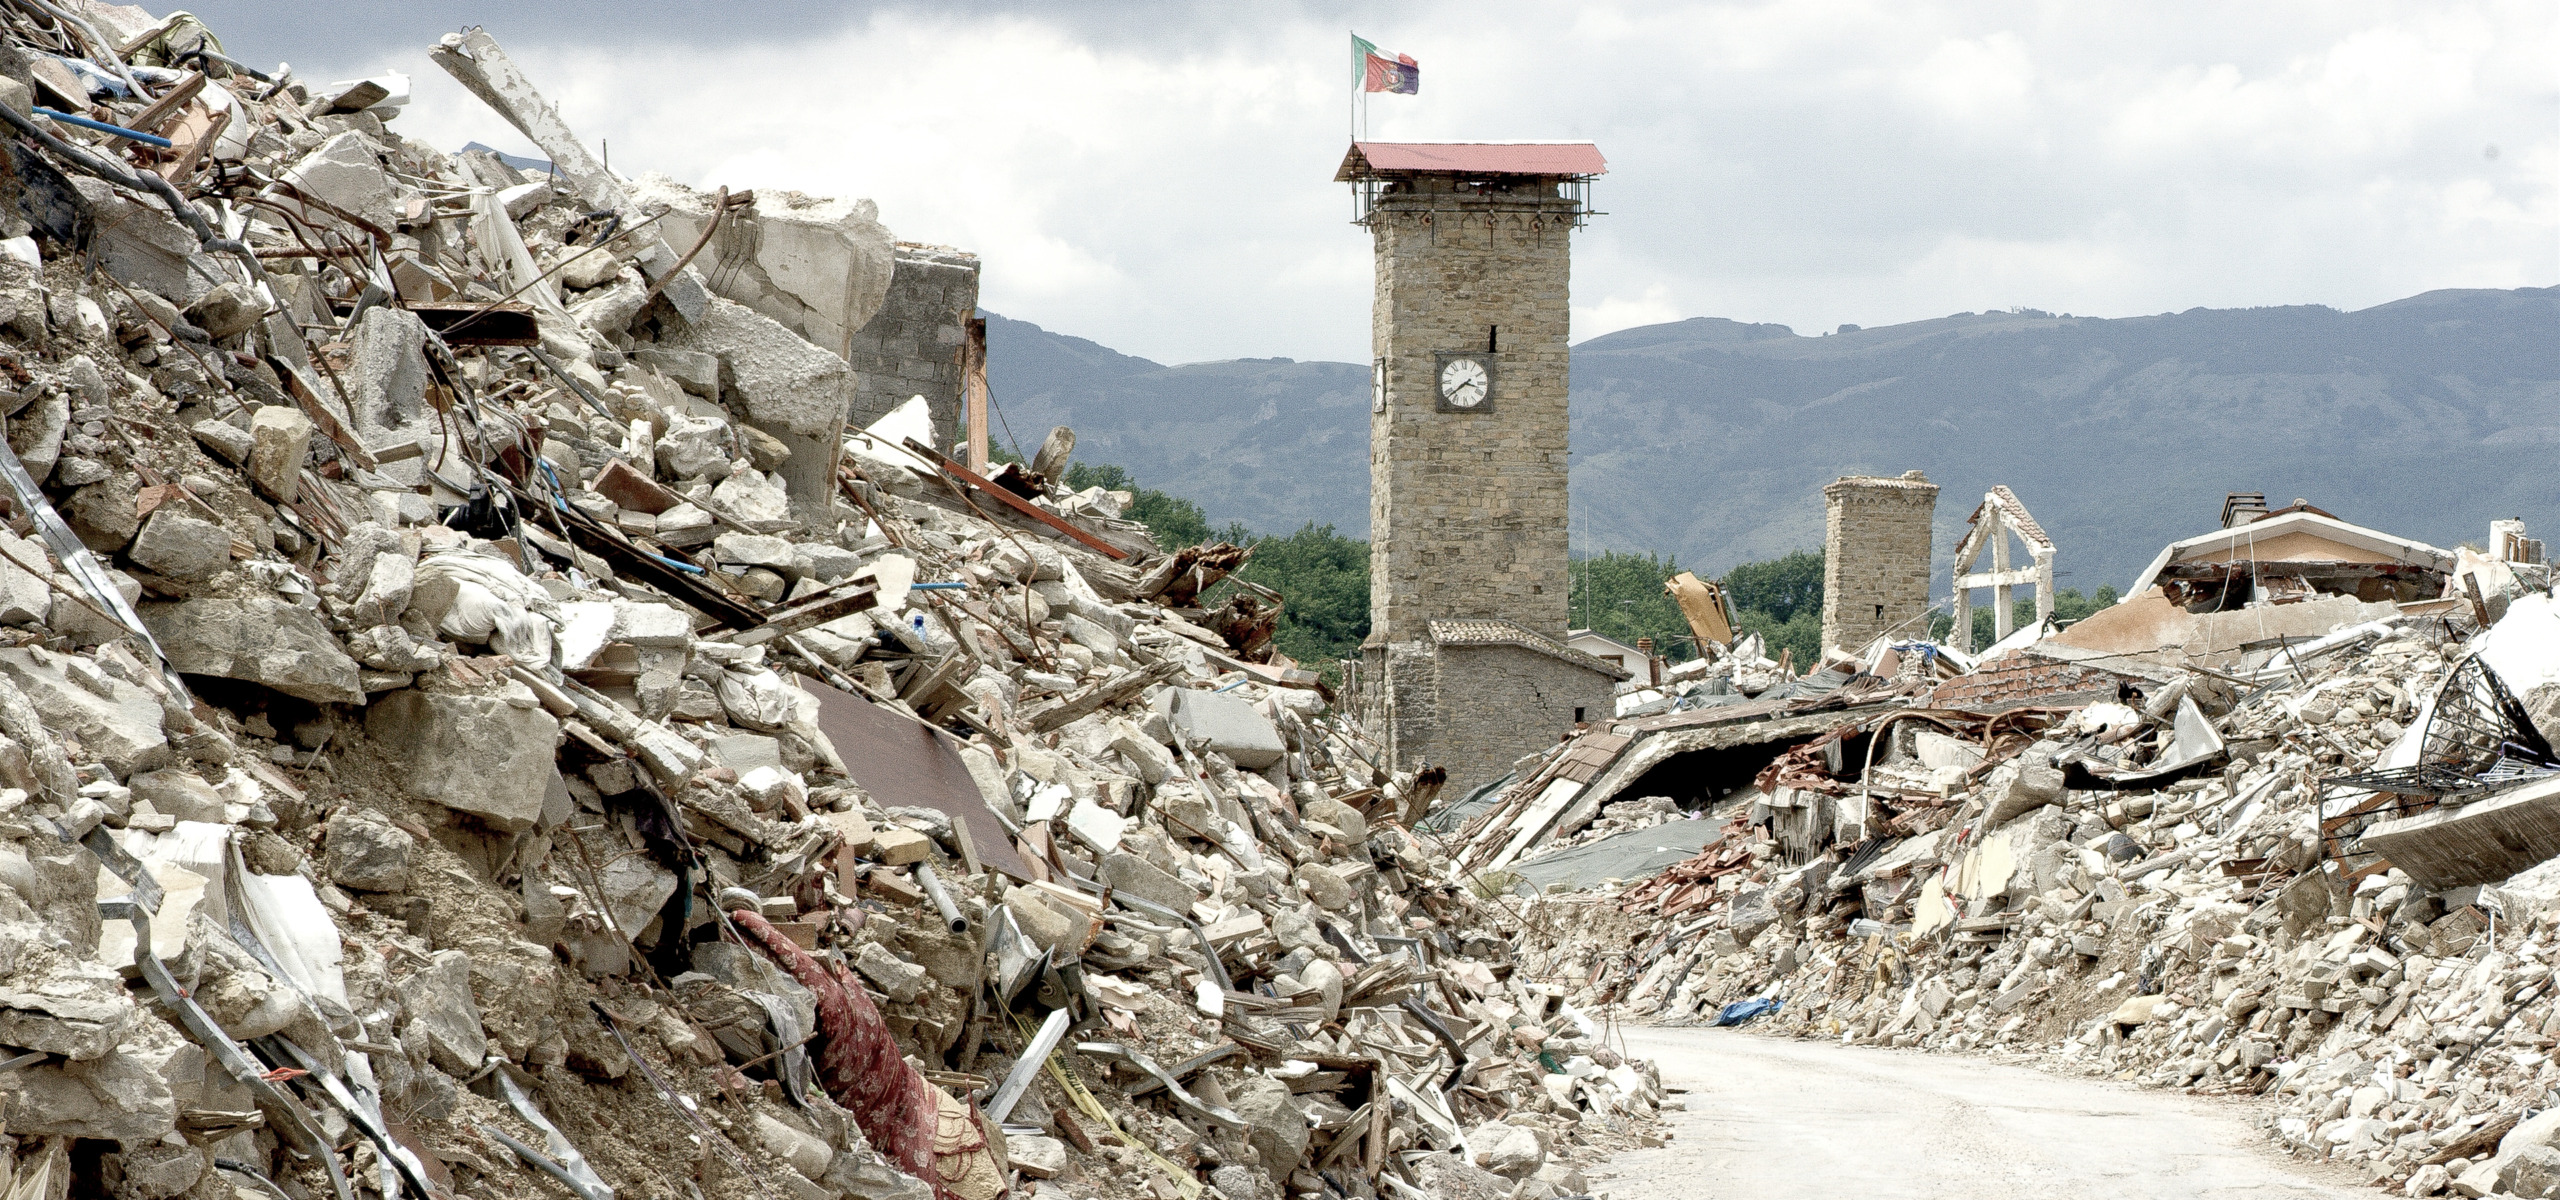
0 9 1659 1200
1499 575 2560 1195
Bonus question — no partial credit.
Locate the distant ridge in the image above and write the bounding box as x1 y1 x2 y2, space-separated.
988 286 2560 594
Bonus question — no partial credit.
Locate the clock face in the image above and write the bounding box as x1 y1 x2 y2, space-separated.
1440 357 1489 408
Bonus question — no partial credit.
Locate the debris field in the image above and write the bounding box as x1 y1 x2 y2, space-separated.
1468 488 2560 1198
0 9 1661 1200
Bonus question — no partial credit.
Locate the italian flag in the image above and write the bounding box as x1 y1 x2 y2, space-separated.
1352 34 1418 94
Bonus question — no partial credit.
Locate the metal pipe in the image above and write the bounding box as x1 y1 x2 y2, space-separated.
914 862 969 933
33 106 173 146
0 93 266 288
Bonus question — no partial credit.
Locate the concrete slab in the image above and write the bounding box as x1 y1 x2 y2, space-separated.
1152 687 1285 769
2361 774 2560 889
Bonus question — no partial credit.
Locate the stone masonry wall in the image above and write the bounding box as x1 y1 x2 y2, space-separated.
1419 644 1616 795
1820 471 1939 658
844 242 979 444
1378 639 1440 778
1368 191 1582 649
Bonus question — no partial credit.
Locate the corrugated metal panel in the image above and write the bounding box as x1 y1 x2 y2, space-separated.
1339 141 1607 178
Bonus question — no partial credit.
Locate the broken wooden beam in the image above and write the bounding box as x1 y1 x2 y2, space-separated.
729 580 880 647
900 436 1130 561
1024 661 1182 733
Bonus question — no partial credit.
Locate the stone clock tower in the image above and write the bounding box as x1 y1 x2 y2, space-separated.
1336 142 1623 789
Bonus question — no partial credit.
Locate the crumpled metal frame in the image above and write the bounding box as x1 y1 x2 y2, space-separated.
0 436 192 701
1070 1040 1244 1130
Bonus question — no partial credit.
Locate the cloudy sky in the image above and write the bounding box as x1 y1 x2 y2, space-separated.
192 0 2554 366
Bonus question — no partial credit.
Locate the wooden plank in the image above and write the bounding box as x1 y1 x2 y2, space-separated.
267 355 379 470
730 581 880 646
1485 777 1585 871
127 71 205 134
1125 1043 1244 1098
901 436 1129 560
1024 661 1181 733
963 316 990 473
548 500 765 631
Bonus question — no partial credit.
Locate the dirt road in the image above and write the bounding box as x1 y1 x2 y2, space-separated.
1597 1026 2372 1199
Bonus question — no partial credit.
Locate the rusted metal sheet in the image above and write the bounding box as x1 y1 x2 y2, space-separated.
802 680 1026 879
1336 141 1608 179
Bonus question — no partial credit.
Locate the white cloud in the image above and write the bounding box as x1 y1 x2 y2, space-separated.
1576 285 1688 340
316 0 2551 363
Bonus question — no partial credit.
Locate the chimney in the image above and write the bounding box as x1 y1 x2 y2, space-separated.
1637 636 1660 686
2220 492 2268 529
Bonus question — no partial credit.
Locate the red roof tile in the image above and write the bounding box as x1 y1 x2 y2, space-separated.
1337 142 1607 179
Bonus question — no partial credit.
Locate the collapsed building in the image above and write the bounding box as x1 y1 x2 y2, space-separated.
0 11 1663 1200
1448 476 2560 1197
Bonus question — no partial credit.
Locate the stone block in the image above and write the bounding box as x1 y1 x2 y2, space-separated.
1230 1075 1309 1179
279 131 397 234
871 827 931 866
712 733 784 775
634 347 720 396
246 405 314 504
1297 862 1353 912
366 688 561 831
1985 762 2067 827
126 510 229 591
402 949 488 1074
324 808 415 892
612 600 694 647
129 769 226 823
0 646 168 776
1009 1135 1067 1179
1101 851 1199 912
0 528 49 624
852 942 928 1003
1152 687 1285 769
142 596 364 704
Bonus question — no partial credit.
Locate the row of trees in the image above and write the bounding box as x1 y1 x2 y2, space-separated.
1061 463 1371 672
1052 461 2115 676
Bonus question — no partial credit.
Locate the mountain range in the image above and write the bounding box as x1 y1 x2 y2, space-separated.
985 287 2560 596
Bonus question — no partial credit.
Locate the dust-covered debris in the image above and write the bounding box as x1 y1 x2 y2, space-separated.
0 9 1657 1200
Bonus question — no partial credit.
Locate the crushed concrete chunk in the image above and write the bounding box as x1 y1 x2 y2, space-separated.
142 596 365 705
366 688 561 831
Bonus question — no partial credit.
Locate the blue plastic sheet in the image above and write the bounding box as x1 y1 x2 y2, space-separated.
1715 996 1783 1026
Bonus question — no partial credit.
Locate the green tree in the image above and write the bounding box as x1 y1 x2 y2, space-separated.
1720 549 1825 665
1227 523 1371 669
1721 549 1824 624
1565 550 1697 663
1731 606 1823 666
1062 460 1372 679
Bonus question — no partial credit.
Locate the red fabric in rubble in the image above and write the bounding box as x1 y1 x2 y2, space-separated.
728 909 952 1199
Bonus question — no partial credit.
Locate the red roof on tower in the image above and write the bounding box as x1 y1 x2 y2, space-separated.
1334 141 1607 181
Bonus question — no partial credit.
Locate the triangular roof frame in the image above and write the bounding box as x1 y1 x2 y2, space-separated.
2126 509 2453 597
